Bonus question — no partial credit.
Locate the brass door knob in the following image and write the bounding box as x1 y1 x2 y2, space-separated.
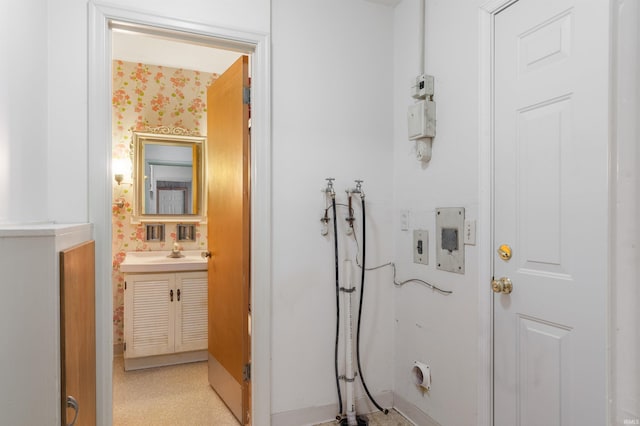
491 277 513 294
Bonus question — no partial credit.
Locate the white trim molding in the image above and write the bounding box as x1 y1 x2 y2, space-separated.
476 1 519 426
394 392 442 426
270 392 394 426
610 0 640 423
88 3 272 425
270 392 443 426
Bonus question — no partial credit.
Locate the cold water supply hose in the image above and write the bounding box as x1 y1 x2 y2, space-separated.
356 195 389 415
332 195 344 417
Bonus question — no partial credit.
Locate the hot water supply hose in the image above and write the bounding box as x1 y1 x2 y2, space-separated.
355 195 389 416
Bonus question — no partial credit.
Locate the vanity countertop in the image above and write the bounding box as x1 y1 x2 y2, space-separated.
120 250 207 273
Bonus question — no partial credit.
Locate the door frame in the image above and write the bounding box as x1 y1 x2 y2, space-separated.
477 2 518 425
88 3 272 425
610 1 640 423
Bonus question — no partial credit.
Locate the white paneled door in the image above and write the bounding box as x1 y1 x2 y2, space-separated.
493 0 608 425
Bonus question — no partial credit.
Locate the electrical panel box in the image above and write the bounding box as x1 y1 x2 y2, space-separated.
408 99 436 140
410 74 435 99
436 207 465 274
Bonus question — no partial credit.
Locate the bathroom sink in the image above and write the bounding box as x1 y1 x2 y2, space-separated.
120 250 208 273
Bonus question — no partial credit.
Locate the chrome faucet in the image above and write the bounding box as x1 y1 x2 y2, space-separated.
167 242 184 258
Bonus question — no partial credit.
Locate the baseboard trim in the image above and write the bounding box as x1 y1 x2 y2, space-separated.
271 391 443 426
113 343 123 356
271 391 394 426
394 392 441 426
123 350 207 371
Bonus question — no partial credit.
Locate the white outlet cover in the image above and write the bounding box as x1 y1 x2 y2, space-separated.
400 210 410 231
413 229 428 265
464 219 476 245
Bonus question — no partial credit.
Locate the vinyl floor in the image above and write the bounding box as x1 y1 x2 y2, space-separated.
112 356 240 426
315 410 414 426
113 356 413 426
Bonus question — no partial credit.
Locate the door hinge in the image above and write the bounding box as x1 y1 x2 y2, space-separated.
243 363 251 382
243 87 250 105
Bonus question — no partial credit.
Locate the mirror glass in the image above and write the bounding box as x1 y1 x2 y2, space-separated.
133 127 205 221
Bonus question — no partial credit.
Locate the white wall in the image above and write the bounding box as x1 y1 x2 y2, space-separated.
0 0 49 224
271 0 396 418
6 0 479 423
392 1 479 425
7 0 637 424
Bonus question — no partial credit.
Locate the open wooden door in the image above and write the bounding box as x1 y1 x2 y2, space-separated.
206 55 251 425
60 240 96 426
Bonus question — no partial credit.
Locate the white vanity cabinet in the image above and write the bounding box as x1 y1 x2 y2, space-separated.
123 270 207 370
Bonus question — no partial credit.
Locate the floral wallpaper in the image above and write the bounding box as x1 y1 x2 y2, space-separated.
112 60 217 345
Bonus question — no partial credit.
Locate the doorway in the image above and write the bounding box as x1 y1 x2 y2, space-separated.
88 4 272 425
110 27 247 424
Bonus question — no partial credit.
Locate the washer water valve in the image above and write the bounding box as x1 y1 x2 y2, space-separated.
320 211 330 236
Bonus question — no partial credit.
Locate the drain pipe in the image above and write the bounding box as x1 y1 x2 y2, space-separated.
343 260 357 426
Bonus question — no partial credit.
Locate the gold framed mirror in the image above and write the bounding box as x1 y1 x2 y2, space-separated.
132 126 206 222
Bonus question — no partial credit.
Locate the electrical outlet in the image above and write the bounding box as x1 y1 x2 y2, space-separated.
464 219 476 245
413 230 428 265
400 210 410 231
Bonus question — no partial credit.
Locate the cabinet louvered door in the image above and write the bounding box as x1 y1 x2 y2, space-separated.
124 273 175 358
174 272 208 352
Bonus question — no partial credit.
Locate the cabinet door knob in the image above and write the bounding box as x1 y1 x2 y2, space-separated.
66 395 79 426
170 289 174 302
177 288 181 301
